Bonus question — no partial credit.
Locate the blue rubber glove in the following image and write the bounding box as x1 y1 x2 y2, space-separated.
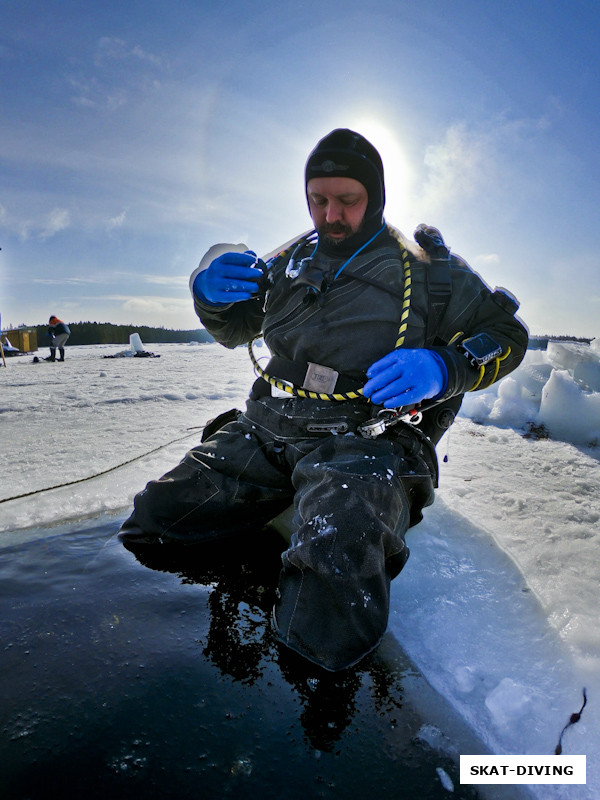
363 349 448 408
193 251 265 305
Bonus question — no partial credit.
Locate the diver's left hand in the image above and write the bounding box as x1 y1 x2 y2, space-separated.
363 348 447 408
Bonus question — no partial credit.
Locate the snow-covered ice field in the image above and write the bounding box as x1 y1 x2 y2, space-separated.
1 337 599 798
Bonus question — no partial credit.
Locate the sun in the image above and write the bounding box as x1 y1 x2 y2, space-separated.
346 117 412 222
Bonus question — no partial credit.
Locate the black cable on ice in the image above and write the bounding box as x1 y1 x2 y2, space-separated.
0 428 203 508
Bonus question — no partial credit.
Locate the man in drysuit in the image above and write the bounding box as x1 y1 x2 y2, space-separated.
120 129 528 671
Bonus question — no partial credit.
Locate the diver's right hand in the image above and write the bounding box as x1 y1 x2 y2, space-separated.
193 251 265 305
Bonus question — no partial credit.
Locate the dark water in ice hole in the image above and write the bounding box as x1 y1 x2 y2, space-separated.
0 516 491 800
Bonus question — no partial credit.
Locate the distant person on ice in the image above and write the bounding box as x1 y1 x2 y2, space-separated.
46 316 70 362
120 129 528 671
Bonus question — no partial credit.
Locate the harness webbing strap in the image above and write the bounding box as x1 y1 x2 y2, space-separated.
247 339 364 401
265 356 361 393
425 257 452 345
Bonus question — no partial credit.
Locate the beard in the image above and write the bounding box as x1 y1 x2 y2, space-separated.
316 212 385 258
318 219 363 247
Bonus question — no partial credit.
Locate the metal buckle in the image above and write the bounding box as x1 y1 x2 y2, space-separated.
306 422 349 434
358 408 423 439
358 416 389 438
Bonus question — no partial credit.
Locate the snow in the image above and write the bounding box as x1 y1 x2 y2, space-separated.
1 336 599 798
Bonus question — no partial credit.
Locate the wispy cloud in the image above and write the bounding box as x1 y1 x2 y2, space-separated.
31 273 189 288
1 206 71 241
33 276 101 286
121 296 190 316
96 37 165 68
40 208 71 239
68 74 128 111
107 210 127 231
131 44 165 68
418 123 493 215
142 275 190 287
67 36 165 111
414 110 557 218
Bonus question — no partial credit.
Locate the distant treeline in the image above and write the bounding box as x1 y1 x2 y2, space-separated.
19 322 595 349
529 334 592 350
534 334 592 342
34 321 214 346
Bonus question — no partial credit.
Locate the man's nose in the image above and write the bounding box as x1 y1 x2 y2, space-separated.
325 200 343 222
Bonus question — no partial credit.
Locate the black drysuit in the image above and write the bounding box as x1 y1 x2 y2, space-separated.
120 226 528 670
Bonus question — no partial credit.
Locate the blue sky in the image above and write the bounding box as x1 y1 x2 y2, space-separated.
1 0 598 336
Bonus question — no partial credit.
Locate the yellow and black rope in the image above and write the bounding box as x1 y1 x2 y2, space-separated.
248 238 413 402
247 338 363 401
394 241 412 348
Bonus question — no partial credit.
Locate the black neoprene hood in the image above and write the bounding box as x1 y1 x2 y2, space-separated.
305 128 386 226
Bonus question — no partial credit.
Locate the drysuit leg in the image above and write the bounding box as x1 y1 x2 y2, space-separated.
119 415 294 544
273 432 435 671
